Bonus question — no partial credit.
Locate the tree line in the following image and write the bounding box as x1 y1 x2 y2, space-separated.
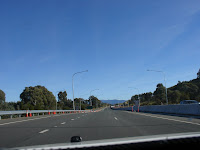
128 76 200 106
1 69 200 110
0 86 105 111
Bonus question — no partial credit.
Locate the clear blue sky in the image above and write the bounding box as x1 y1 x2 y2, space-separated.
0 0 200 102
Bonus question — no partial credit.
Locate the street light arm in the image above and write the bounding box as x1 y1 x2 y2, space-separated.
90 89 99 95
72 70 88 78
72 70 88 110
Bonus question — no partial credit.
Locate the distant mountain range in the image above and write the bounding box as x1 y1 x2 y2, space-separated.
100 100 126 105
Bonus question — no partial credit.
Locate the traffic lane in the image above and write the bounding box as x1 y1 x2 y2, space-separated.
12 108 122 147
0 112 89 127
0 112 90 148
113 110 200 135
130 111 200 125
14 108 200 147
122 111 200 126
13 108 149 147
2 108 200 148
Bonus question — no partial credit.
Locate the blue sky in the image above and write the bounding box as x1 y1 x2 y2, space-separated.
0 0 200 102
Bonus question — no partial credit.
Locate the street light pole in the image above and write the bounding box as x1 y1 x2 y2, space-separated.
80 98 82 111
147 69 168 105
72 70 88 110
55 91 59 110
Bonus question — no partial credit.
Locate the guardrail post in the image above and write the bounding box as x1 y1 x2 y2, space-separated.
19 114 21 118
10 115 13 119
0 116 1 120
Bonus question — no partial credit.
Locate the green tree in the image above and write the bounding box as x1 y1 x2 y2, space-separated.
175 82 199 99
89 95 101 108
0 89 5 104
168 90 181 104
57 91 73 109
131 95 139 102
139 92 153 105
197 69 200 79
180 92 190 100
58 91 67 102
0 102 15 111
153 83 166 105
20 85 56 110
73 98 88 110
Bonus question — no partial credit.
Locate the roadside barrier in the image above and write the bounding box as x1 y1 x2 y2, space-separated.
0 109 91 120
111 104 200 116
0 108 105 120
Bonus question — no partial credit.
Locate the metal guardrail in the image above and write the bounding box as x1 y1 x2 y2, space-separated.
0 109 91 120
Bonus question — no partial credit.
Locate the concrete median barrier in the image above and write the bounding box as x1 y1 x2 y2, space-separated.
111 104 200 116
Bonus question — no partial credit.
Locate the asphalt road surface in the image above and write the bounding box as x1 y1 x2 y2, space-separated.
0 107 200 148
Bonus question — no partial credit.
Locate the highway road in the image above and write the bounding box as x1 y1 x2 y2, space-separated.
0 107 200 148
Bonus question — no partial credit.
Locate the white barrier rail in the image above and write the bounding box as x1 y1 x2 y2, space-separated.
0 109 91 120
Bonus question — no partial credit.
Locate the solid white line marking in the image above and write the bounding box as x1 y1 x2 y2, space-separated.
0 113 75 126
78 117 80 118
61 122 66 125
54 126 57 127
71 119 74 120
39 129 49 134
132 112 200 126
114 117 118 120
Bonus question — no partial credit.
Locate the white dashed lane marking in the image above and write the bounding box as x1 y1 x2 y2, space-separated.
0 116 52 126
39 129 49 134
